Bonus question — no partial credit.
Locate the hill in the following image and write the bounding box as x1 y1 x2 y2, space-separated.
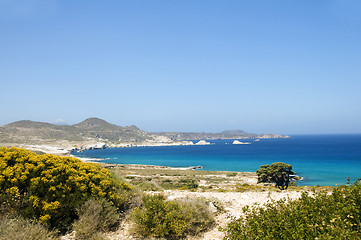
74 118 149 142
0 118 289 152
0 118 154 148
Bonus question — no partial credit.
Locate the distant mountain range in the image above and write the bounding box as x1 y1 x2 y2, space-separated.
0 118 289 148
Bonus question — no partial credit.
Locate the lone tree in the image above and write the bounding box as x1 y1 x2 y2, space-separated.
256 162 295 190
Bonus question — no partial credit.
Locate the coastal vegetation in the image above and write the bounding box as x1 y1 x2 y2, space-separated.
0 214 57 240
72 198 120 240
256 162 296 190
131 194 214 239
0 147 134 233
1 147 358 240
108 164 259 192
0 147 219 239
224 179 361 239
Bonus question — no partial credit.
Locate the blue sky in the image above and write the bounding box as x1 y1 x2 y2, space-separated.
1 0 360 134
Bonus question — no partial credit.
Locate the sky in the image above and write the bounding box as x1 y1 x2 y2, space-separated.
1 0 360 134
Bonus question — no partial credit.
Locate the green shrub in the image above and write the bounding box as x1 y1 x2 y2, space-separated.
177 197 215 235
288 181 297 187
224 180 361 239
235 183 258 192
73 198 119 240
124 176 135 179
0 215 57 240
131 194 214 239
133 181 161 191
0 147 133 232
227 172 237 177
179 179 199 190
159 178 199 190
132 194 186 238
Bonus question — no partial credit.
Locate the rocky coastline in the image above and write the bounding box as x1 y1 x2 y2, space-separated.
0 117 290 156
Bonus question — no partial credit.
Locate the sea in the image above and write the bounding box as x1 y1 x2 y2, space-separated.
72 134 361 186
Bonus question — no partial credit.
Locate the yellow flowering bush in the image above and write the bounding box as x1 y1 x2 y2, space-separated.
0 147 133 232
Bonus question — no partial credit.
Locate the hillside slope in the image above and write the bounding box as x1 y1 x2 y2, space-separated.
0 118 154 146
0 118 289 151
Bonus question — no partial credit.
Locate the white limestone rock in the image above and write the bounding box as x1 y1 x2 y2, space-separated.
195 140 211 145
233 140 251 145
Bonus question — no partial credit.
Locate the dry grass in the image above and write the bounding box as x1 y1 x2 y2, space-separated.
106 164 333 194
73 198 120 240
106 164 260 192
0 215 57 240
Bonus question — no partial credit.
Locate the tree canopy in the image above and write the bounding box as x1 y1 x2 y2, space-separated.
256 162 295 190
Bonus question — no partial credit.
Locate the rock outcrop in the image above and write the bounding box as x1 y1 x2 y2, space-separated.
195 140 211 145
232 140 251 145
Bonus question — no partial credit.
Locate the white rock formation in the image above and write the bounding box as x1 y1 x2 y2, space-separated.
209 202 218 213
233 140 251 145
87 143 107 149
195 140 211 145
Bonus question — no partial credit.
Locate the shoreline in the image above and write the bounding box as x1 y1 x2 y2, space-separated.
3 144 306 185
1 141 329 187
0 134 291 156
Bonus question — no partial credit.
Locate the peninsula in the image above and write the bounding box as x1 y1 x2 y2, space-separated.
0 117 289 154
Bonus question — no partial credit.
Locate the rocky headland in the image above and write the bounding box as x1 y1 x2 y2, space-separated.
0 117 290 154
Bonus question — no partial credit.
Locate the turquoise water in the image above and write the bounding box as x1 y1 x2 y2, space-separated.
73 135 361 186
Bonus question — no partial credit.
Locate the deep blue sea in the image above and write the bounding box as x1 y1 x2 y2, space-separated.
73 135 361 186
